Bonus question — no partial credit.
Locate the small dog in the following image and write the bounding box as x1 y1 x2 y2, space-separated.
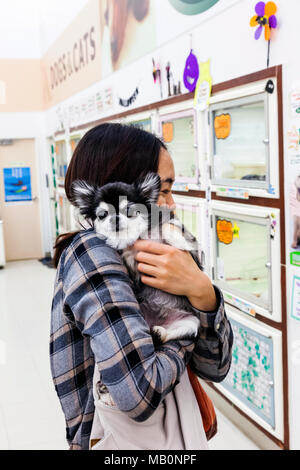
71 173 201 345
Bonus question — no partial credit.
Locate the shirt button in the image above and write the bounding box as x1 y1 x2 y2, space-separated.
216 323 220 330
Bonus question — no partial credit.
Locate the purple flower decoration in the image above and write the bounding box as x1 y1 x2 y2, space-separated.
250 1 277 41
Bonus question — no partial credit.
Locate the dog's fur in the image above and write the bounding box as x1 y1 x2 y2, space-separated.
71 173 201 345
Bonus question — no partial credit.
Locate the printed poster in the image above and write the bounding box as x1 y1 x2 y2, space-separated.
3 167 32 202
291 275 300 321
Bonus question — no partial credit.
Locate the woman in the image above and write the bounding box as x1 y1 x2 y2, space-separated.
50 123 233 450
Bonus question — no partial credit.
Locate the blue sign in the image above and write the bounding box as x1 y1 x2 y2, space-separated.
3 167 32 202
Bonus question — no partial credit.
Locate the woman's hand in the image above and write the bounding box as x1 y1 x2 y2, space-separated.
134 240 217 312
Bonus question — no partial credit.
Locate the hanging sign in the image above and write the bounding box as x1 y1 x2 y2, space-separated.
214 113 231 139
3 167 32 202
162 122 174 143
194 59 212 111
216 219 234 245
183 50 199 92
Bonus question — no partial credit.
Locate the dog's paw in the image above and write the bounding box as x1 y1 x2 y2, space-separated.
169 332 198 342
151 326 168 346
96 382 109 395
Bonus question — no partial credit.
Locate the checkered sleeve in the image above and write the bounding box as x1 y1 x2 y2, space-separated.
62 233 195 422
189 286 234 383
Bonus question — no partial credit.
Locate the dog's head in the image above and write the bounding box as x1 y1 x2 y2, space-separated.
70 172 161 249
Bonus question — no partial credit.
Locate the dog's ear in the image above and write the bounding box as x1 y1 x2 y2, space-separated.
135 172 161 203
70 180 99 219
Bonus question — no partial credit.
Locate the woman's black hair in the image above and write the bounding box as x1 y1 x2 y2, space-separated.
53 122 166 267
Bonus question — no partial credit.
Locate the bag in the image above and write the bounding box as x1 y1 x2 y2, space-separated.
187 365 218 441
90 368 209 450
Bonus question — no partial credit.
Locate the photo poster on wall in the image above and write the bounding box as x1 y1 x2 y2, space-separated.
220 316 275 429
288 85 300 266
288 139 300 267
291 275 300 321
3 167 32 202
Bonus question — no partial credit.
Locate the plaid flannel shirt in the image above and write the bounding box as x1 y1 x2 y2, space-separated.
50 229 233 450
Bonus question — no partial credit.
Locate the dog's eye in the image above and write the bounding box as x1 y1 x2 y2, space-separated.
98 210 108 220
127 206 141 218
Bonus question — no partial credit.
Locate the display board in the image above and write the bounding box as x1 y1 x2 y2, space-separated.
159 109 199 185
216 307 283 440
211 202 281 322
224 317 275 426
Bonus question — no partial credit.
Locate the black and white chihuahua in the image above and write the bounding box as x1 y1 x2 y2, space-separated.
71 173 201 345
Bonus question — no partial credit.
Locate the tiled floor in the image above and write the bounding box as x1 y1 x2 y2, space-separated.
0 260 259 450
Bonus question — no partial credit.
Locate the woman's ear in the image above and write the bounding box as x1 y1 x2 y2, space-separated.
70 180 99 219
135 172 161 203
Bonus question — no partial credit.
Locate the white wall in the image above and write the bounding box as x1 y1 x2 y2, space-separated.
0 0 88 58
0 0 41 58
36 0 89 55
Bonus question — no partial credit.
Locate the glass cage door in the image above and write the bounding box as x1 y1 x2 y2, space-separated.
210 93 270 189
175 203 199 239
159 110 199 185
173 196 207 270
212 210 272 313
